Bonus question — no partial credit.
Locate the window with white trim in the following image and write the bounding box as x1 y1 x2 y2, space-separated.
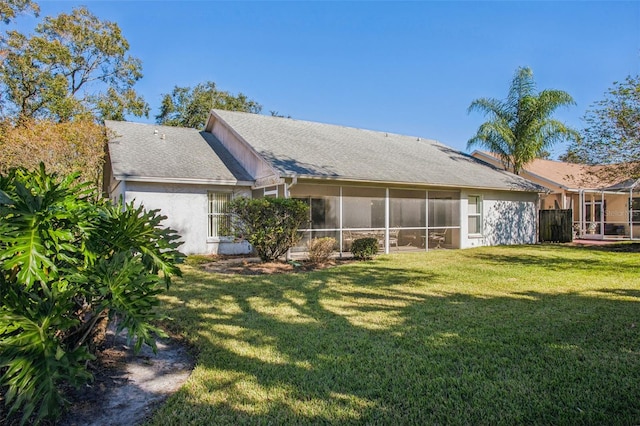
208 192 232 238
468 195 482 235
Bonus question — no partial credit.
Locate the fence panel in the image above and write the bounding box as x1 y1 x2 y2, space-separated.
539 209 573 243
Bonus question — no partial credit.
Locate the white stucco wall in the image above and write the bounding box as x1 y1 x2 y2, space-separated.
122 181 252 255
460 190 539 248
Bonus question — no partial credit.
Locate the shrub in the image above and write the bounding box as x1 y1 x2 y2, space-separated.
228 197 309 262
307 237 336 264
351 237 379 260
0 164 183 425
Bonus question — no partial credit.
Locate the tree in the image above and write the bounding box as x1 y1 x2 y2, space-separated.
565 75 640 179
0 165 182 424
228 197 308 262
0 118 106 193
0 6 148 123
156 81 262 129
0 0 38 25
467 67 579 175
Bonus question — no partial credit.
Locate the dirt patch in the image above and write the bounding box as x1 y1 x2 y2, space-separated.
59 326 194 426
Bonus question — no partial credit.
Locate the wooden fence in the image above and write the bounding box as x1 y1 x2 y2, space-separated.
539 209 573 243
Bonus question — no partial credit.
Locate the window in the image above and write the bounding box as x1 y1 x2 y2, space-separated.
208 192 232 238
468 195 482 235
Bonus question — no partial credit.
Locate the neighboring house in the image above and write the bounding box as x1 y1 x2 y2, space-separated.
472 151 640 239
105 110 546 255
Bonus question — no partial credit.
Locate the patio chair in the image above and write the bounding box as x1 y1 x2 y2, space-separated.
428 229 447 249
389 229 399 250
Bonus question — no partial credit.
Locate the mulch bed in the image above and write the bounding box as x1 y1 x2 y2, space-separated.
198 256 354 275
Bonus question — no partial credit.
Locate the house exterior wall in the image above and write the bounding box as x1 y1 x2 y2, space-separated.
108 179 126 205
460 189 538 248
121 181 252 255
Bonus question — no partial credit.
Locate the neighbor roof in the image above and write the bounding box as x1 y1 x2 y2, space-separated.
207 110 544 192
473 151 621 190
106 120 253 185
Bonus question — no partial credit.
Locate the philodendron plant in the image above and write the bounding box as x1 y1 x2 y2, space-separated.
0 164 183 425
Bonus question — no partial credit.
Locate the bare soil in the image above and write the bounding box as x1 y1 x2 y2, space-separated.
58 327 194 426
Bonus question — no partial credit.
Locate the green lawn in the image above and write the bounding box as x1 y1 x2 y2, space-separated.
149 245 640 425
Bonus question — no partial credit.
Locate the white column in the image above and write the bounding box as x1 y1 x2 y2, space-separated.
384 188 390 254
425 191 429 252
339 186 344 257
630 189 634 240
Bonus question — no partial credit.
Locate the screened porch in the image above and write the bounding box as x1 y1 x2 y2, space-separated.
289 184 461 255
570 181 640 240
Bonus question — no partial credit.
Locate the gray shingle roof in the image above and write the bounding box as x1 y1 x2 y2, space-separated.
210 110 544 192
106 120 252 184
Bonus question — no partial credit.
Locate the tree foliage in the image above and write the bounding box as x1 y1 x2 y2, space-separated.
0 0 38 25
0 118 106 193
565 75 640 179
228 197 308 262
0 165 183 425
156 81 262 129
0 6 148 123
467 67 579 175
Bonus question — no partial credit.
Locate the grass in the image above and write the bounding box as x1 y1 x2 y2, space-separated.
148 244 640 425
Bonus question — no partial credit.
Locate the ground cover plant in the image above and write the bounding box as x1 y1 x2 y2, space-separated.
151 244 640 425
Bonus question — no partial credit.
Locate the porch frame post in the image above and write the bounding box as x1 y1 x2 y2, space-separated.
601 190 605 238
339 186 344 258
425 191 429 252
630 188 634 240
384 188 390 254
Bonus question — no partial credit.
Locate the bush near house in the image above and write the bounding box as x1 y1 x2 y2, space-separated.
0 165 183 425
351 237 379 260
307 237 337 264
228 197 309 262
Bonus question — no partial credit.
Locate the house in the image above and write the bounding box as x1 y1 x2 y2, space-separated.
472 151 640 240
104 110 546 255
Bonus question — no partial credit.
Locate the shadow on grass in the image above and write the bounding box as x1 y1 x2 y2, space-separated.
465 244 640 273
151 253 640 425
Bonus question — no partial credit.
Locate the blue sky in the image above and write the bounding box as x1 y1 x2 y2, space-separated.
14 1 640 158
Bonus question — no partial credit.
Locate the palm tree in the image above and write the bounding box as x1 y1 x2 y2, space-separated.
467 67 579 175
